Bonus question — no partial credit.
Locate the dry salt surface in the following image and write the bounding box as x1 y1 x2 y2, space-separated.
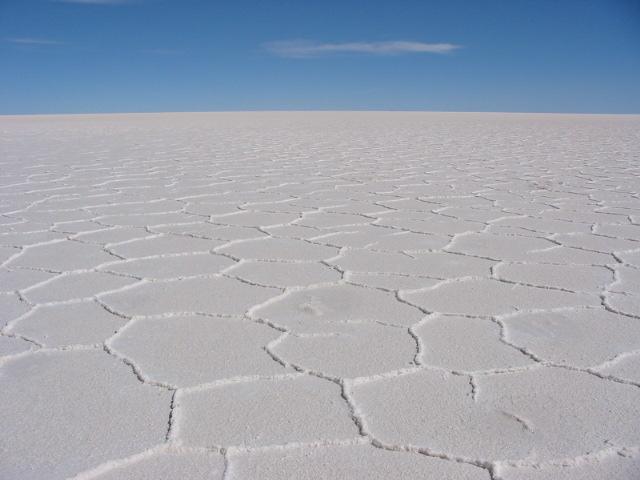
1 111 640 480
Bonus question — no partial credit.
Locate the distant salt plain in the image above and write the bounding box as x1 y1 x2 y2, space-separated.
1 112 640 479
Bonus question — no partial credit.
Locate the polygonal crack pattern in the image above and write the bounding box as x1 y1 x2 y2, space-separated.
1 112 639 479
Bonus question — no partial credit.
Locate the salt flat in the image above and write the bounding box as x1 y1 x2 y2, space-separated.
1 112 640 479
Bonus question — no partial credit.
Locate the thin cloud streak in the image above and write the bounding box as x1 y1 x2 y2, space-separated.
5 37 65 45
265 40 461 58
140 48 184 55
54 0 133 4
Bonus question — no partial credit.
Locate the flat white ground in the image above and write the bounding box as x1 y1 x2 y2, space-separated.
1 112 640 479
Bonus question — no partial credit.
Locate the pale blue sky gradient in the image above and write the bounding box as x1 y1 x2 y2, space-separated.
1 0 639 114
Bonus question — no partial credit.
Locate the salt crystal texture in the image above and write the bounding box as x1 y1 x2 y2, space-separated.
1 112 639 478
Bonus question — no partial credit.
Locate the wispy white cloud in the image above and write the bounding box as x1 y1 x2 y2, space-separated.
54 0 133 4
264 40 461 58
140 48 184 55
5 37 64 45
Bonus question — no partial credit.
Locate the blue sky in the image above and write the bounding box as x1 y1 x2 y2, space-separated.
1 0 639 114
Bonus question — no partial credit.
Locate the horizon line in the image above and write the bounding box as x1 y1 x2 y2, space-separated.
2 109 640 118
